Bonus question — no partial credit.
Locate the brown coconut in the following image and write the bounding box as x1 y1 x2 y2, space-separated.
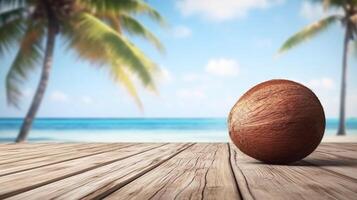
228 79 325 164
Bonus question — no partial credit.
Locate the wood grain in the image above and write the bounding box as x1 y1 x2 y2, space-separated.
229 143 357 200
0 143 81 157
316 143 357 159
0 143 356 200
0 143 109 164
0 143 134 176
7 143 192 200
0 143 164 198
303 144 357 180
105 143 240 200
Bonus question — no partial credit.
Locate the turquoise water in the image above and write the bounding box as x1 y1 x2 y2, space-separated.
0 118 356 142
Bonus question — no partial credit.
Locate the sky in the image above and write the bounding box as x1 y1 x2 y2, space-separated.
0 0 357 118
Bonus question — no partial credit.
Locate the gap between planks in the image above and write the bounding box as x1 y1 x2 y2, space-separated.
0 143 138 176
103 143 241 200
1 143 356 200
0 143 113 164
0 143 169 199
229 143 357 200
5 143 194 200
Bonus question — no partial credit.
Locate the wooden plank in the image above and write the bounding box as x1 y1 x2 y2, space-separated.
316 143 357 160
0 143 166 198
0 143 108 163
322 143 357 150
0 143 135 176
0 143 125 162
0 144 77 158
302 145 357 180
0 143 52 150
105 143 240 200
229 143 357 200
0 143 110 160
0 143 83 154
0 143 118 159
304 152 357 180
7 143 192 200
0 143 124 156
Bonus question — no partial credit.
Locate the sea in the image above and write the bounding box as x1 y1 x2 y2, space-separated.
0 118 357 143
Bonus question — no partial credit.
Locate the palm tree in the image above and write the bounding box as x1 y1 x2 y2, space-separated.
0 0 165 142
279 0 357 136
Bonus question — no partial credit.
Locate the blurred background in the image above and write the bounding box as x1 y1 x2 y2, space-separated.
0 0 356 142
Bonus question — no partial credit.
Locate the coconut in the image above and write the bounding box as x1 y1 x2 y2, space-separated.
228 79 325 164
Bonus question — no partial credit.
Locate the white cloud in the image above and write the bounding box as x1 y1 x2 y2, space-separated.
176 88 206 99
308 77 335 90
81 96 93 105
300 1 343 21
50 91 69 103
172 25 192 38
205 58 239 77
181 58 240 82
159 68 174 83
176 0 284 21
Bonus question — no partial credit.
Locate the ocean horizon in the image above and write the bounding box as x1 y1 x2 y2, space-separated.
1 118 356 142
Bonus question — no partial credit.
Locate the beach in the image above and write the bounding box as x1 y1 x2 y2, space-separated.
0 118 357 143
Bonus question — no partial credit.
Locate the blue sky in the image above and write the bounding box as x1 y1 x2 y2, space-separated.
1 0 356 118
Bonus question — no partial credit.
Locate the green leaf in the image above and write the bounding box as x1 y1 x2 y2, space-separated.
0 17 25 56
61 19 109 65
120 14 164 53
279 15 340 54
65 12 158 90
311 0 345 9
0 0 26 11
0 7 24 26
63 18 142 109
105 15 122 33
80 0 165 25
6 20 45 107
110 64 143 109
0 5 26 56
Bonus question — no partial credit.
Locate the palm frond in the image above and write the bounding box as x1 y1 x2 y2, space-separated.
66 13 157 90
63 22 142 109
61 20 109 65
311 0 345 8
6 20 45 107
80 0 165 25
0 18 25 56
106 15 121 33
0 7 24 25
348 0 357 7
0 0 26 11
279 15 340 53
110 63 142 109
120 14 164 53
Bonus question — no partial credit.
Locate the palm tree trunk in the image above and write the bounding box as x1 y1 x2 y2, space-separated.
15 16 57 143
337 25 351 136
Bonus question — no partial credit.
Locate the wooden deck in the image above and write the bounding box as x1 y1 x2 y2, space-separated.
0 143 356 200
